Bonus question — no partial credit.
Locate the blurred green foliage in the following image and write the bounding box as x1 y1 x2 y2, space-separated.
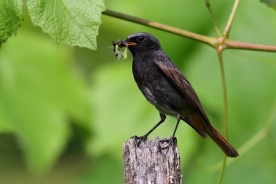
261 0 276 10
1 0 276 183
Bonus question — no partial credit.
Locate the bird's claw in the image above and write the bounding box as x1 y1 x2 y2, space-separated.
158 137 177 153
131 135 148 147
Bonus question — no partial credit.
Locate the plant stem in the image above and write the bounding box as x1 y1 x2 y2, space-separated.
103 9 276 53
225 39 276 52
204 0 222 37
217 155 227 184
223 0 241 37
217 48 229 139
102 9 215 46
216 46 228 184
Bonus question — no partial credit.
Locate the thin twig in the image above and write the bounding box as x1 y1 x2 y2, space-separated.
217 47 229 140
204 0 222 37
223 0 241 37
216 46 228 184
103 9 276 53
225 39 276 52
217 155 227 184
102 9 215 47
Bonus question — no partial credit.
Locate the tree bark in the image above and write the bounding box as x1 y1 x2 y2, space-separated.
122 137 183 184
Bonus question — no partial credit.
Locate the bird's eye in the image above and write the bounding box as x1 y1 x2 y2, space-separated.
137 36 145 42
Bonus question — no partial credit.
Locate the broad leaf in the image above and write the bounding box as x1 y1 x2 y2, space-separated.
27 0 105 49
0 0 22 45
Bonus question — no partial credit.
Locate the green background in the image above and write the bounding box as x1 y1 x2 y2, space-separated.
1 0 276 183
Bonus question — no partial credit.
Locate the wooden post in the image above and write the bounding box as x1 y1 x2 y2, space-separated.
122 137 183 184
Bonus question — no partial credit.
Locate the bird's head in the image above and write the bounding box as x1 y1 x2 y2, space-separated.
125 32 161 56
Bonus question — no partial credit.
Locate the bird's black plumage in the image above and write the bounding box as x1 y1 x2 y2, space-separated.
124 32 239 157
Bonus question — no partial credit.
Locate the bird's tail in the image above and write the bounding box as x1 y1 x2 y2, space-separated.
188 114 239 157
208 125 239 157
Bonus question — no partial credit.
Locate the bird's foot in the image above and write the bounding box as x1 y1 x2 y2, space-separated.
158 137 177 154
131 135 148 147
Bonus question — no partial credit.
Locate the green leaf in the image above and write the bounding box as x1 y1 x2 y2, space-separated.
0 29 92 172
0 0 22 45
27 0 105 49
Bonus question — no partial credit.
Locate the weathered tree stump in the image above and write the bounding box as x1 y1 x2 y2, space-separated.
122 137 183 184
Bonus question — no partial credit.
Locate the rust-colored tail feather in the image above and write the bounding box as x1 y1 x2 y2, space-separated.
188 114 239 158
208 126 239 157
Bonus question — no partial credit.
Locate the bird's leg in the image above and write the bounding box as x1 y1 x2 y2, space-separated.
159 114 181 152
133 113 166 146
171 114 181 139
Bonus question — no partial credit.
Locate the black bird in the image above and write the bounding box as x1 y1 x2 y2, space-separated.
124 32 239 157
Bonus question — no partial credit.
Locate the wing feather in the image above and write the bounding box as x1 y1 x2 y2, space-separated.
154 60 210 123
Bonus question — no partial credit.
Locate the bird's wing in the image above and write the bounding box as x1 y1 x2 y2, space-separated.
154 59 210 123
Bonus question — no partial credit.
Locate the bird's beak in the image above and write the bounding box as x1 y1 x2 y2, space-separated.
127 42 136 46
125 40 137 46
